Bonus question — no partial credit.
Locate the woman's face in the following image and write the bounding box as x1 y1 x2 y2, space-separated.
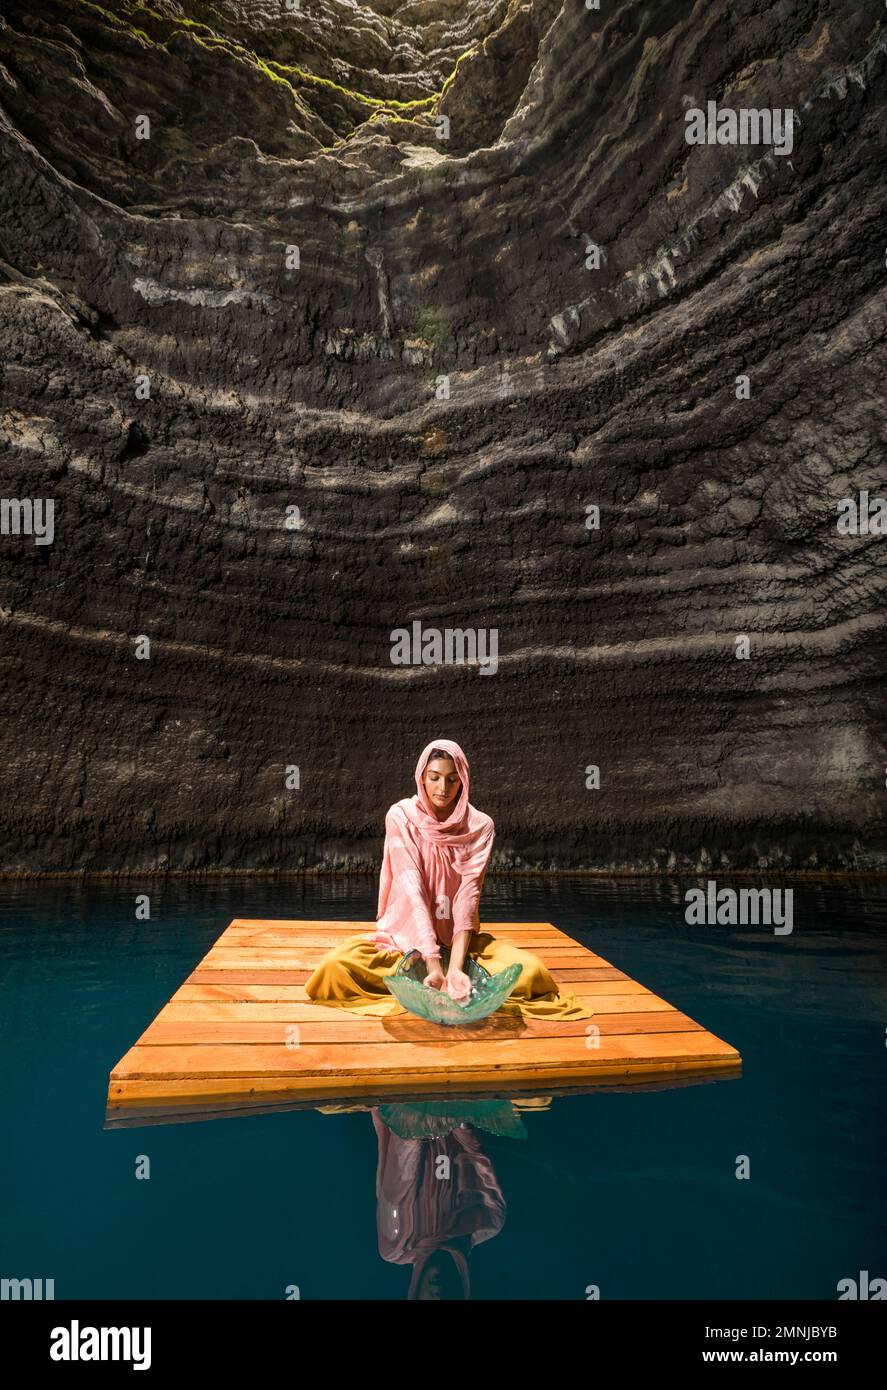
423 756 461 814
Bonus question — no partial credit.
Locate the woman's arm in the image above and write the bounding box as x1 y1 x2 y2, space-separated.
445 821 495 999
380 808 442 962
448 930 472 971
444 928 473 1001
449 823 494 938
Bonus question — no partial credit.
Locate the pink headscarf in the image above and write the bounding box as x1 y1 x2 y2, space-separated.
402 738 492 871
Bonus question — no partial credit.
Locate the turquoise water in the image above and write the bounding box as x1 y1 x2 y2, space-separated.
1 876 885 1300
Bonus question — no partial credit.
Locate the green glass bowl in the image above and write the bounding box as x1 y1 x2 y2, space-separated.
384 947 522 1026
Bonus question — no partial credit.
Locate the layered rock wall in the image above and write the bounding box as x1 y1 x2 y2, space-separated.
0 1 884 871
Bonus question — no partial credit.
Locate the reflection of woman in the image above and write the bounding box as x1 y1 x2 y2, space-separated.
371 1108 505 1300
305 737 593 1020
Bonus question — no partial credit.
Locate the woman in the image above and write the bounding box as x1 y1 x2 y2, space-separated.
305 737 593 1021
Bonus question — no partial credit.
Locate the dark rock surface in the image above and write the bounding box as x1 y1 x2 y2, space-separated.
0 0 884 873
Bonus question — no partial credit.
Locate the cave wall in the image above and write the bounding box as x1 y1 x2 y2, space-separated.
0 0 885 872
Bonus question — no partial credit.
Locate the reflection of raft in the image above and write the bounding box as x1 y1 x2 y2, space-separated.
106 919 741 1114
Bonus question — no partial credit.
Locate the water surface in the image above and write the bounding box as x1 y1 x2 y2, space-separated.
1 876 885 1300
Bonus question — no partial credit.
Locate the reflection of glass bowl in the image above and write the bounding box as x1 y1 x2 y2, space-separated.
385 948 522 1026
379 1100 527 1140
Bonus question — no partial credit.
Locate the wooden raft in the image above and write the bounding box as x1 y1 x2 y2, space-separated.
106 920 741 1111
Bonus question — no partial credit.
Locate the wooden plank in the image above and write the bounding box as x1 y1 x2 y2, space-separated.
108 1057 742 1105
204 941 599 957
221 926 577 943
550 968 629 980
112 1031 738 1080
174 979 653 1002
157 991 674 1022
218 920 572 928
186 965 627 982
222 920 578 938
198 950 604 970
136 1012 703 1045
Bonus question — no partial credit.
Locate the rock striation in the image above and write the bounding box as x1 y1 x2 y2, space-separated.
0 0 885 872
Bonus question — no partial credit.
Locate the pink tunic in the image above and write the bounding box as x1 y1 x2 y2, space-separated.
371 799 495 960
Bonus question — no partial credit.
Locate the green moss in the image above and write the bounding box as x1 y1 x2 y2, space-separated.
76 0 126 25
70 0 474 141
75 0 156 43
438 46 476 101
264 58 436 114
138 5 214 32
414 306 452 352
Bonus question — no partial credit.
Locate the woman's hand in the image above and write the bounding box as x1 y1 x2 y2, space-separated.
424 959 446 991
445 967 472 1003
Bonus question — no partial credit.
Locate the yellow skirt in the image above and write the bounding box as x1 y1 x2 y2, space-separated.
304 930 594 1021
